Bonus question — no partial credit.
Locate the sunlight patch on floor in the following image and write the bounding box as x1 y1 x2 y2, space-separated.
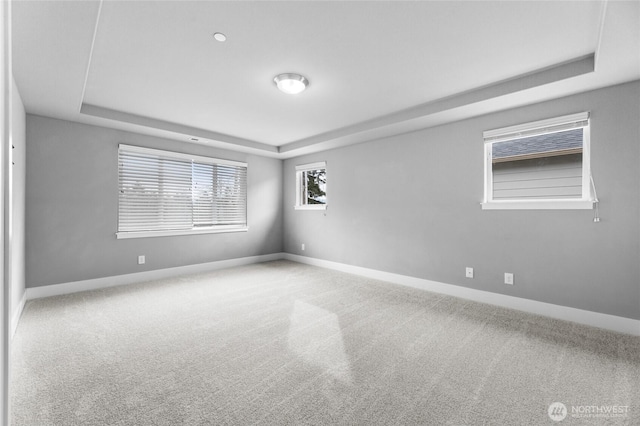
288 300 353 384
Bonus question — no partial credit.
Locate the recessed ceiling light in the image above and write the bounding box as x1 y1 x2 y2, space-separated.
273 73 309 95
213 32 227 42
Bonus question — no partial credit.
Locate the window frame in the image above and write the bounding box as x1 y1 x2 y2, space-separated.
116 144 248 239
295 161 327 210
481 112 594 210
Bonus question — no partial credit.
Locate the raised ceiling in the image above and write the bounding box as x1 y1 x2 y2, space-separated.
11 1 640 158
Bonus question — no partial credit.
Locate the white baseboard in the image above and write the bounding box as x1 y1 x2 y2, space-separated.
22 252 639 336
283 254 640 336
11 291 27 338
26 253 285 300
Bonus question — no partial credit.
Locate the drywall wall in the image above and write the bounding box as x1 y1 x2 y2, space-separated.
10 77 25 314
25 115 283 288
1 1 10 420
283 81 640 320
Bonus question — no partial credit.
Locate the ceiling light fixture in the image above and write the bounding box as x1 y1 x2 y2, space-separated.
274 73 309 95
212 32 227 42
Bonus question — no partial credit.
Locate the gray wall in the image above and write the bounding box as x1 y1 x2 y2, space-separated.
26 115 283 288
10 77 25 313
283 81 640 320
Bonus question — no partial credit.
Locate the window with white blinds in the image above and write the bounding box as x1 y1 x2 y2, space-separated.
482 112 595 210
117 144 247 238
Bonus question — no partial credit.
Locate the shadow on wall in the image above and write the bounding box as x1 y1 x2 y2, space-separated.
249 172 284 254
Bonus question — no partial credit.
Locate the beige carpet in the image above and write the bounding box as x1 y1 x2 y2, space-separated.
10 260 640 425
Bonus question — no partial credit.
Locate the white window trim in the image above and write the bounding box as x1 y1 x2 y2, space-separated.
294 204 327 211
116 225 248 240
481 112 594 210
295 161 327 210
116 144 248 239
481 199 594 210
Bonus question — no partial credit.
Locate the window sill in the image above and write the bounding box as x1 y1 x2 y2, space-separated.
481 199 594 210
116 226 248 239
294 205 327 211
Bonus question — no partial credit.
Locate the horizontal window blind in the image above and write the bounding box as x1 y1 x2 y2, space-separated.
483 112 589 143
118 145 247 236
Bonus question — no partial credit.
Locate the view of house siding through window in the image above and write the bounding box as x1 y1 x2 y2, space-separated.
491 128 583 200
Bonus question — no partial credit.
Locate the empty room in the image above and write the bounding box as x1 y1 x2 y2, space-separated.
1 0 639 425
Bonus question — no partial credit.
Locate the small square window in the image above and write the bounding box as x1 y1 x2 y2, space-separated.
295 162 327 210
482 112 595 210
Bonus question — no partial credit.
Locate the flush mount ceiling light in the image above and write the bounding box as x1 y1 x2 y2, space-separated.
212 32 227 42
273 73 309 95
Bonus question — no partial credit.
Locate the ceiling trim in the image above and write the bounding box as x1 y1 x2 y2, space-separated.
279 54 595 154
80 54 595 159
594 0 609 70
80 103 278 154
78 0 103 113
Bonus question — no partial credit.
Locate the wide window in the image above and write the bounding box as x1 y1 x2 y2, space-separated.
482 112 594 210
117 144 247 238
295 162 327 210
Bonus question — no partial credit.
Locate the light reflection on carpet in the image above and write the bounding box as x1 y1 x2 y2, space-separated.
288 300 353 384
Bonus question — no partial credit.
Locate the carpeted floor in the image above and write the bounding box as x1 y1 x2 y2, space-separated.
10 260 640 425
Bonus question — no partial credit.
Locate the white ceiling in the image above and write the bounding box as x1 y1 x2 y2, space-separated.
11 0 640 158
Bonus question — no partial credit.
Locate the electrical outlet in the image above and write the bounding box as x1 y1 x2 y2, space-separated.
138 255 145 265
504 272 514 285
465 267 474 278
301 243 305 251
